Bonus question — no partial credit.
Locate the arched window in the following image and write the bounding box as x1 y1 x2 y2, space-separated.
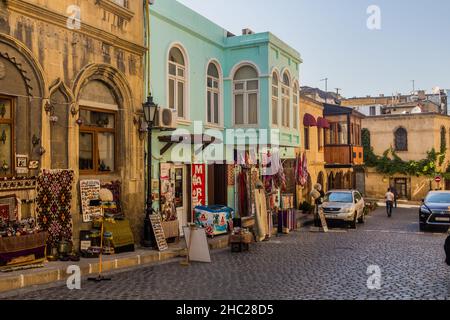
233 65 259 125
281 72 290 127
440 126 446 152
271 72 279 126
206 62 220 125
293 82 299 130
394 127 408 151
168 46 187 119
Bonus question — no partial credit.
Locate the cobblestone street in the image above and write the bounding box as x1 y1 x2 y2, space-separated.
3 206 450 300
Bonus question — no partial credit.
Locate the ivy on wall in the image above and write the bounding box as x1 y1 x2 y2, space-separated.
361 128 448 178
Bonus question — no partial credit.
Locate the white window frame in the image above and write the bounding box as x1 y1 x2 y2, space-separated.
206 61 222 126
271 72 279 127
292 82 299 130
281 81 290 128
167 45 189 121
233 78 259 127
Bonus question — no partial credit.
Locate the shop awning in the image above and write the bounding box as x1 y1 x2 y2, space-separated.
157 134 222 156
303 113 317 127
317 117 330 129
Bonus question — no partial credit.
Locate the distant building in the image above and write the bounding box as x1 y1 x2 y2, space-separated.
341 90 448 116
300 86 341 105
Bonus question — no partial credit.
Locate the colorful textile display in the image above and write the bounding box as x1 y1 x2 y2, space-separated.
238 171 249 217
0 231 47 267
101 181 122 216
0 195 18 222
103 219 135 253
36 170 74 247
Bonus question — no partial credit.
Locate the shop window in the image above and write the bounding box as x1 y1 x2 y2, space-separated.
318 127 323 151
233 65 259 126
304 127 310 150
207 62 221 125
281 72 290 128
79 108 116 174
168 46 187 119
0 97 14 176
394 127 408 151
292 82 299 130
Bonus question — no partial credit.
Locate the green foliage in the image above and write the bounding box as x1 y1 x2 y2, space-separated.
364 147 445 178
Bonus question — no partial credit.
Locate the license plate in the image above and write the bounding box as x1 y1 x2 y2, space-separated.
435 217 450 222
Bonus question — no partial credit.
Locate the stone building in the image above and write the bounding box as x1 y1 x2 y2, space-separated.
297 94 326 204
362 113 450 201
149 0 302 228
0 0 146 247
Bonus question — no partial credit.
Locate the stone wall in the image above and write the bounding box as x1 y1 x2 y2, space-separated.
0 0 146 248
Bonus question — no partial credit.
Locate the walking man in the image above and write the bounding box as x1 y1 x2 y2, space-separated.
390 185 399 208
385 188 395 217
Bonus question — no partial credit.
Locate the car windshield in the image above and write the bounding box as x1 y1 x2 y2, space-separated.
325 192 353 203
425 193 450 204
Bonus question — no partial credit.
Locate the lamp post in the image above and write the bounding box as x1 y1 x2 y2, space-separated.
143 95 158 248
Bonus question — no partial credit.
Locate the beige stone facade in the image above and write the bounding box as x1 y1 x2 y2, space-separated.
362 113 450 201
0 0 146 247
298 95 326 205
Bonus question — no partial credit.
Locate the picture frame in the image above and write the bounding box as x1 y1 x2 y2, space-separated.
15 154 28 168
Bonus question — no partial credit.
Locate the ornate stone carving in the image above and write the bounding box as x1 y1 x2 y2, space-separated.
0 61 5 79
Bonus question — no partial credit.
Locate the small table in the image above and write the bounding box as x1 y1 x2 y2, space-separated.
230 233 252 253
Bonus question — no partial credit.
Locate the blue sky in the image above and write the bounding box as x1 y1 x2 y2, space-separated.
177 0 450 98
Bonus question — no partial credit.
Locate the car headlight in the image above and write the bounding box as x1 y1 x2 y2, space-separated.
420 206 431 214
342 208 353 214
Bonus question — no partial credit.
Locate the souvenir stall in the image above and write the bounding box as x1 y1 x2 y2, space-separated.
159 163 180 241
0 177 47 269
79 179 134 258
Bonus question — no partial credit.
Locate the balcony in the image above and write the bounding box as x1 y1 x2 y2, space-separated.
325 145 364 166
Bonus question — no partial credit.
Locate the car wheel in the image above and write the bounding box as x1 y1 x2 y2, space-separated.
349 213 357 229
419 223 427 232
358 211 365 224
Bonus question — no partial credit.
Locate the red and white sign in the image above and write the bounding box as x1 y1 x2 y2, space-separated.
192 164 206 218
435 176 442 184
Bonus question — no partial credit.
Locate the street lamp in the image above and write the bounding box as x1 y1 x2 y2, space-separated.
143 94 158 248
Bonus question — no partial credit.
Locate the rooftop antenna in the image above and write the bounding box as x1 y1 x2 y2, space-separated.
320 78 328 92
335 88 342 96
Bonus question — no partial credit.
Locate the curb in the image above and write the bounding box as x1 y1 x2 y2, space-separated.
0 237 231 294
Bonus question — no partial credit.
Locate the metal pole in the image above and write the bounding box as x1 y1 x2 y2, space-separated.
143 122 155 248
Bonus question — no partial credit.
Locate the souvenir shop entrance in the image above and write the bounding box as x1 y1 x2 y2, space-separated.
174 165 189 236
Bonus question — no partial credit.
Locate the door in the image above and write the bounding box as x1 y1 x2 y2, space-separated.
208 164 228 206
394 178 408 200
174 165 188 236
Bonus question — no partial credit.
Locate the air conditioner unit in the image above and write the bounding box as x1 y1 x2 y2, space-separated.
155 107 176 130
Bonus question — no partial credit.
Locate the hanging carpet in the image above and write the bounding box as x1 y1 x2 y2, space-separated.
101 180 122 216
36 170 75 247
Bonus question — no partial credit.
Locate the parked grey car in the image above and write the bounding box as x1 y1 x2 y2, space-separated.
320 190 366 229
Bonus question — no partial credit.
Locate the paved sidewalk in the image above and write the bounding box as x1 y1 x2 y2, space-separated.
0 235 230 294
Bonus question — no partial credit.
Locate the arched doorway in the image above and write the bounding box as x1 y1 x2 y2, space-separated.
317 171 325 192
335 172 343 189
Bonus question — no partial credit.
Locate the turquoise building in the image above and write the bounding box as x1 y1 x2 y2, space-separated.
148 0 302 233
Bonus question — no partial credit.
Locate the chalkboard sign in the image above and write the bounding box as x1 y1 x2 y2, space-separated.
150 214 169 251
318 210 329 233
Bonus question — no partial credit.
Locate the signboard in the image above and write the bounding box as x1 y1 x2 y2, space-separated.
80 180 101 222
150 214 169 251
191 164 206 218
183 226 211 263
318 210 329 233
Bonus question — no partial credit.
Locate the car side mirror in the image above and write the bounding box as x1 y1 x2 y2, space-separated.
421 199 425 203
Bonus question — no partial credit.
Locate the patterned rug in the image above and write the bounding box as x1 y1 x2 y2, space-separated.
36 170 74 247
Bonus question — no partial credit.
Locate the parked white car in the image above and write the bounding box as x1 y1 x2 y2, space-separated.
320 190 366 229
